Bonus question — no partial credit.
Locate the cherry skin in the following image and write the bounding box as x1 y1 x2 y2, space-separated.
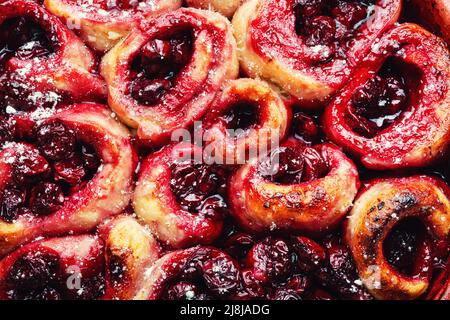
260 145 328 185
292 112 321 145
29 182 65 216
165 281 207 300
7 251 59 292
246 237 292 284
0 187 27 222
12 147 51 185
293 0 325 18
35 121 77 161
170 162 227 219
129 31 193 105
331 1 368 28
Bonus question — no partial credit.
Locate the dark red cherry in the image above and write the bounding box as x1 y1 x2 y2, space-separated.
0 17 54 62
221 102 260 133
293 0 325 17
53 156 86 185
272 288 302 300
301 147 328 182
317 236 372 300
130 77 171 105
327 241 355 274
381 76 408 114
196 195 227 220
0 187 26 222
7 251 60 290
0 116 14 145
141 39 171 62
64 274 105 300
223 232 255 260
170 162 227 214
165 281 205 300
241 269 266 298
350 73 407 138
11 117 36 141
13 147 50 185
292 236 326 272
383 218 429 277
305 16 336 46
246 238 292 283
262 147 305 184
331 1 368 28
29 182 65 215
202 255 240 296
292 112 321 144
81 144 100 172
35 121 76 161
140 40 172 78
169 35 193 66
130 31 193 105
352 75 406 118
284 274 311 295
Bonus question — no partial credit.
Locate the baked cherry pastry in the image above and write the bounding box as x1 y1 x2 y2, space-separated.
0 0 106 111
0 0 449 302
0 215 160 300
43 0 182 52
232 0 401 102
346 176 450 300
228 138 359 235
134 143 229 248
0 103 135 255
0 235 105 300
185 0 245 18
134 246 242 300
99 215 161 300
203 78 290 165
101 8 239 146
409 0 450 44
324 23 450 170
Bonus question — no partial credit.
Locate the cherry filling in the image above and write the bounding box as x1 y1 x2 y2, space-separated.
170 161 228 219
162 249 241 300
220 101 261 138
259 145 329 185
383 218 432 279
129 30 194 105
5 250 105 300
0 17 56 66
107 252 128 287
291 112 323 145
0 17 63 111
0 120 101 222
220 233 369 300
347 57 422 138
316 235 372 299
293 0 375 63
